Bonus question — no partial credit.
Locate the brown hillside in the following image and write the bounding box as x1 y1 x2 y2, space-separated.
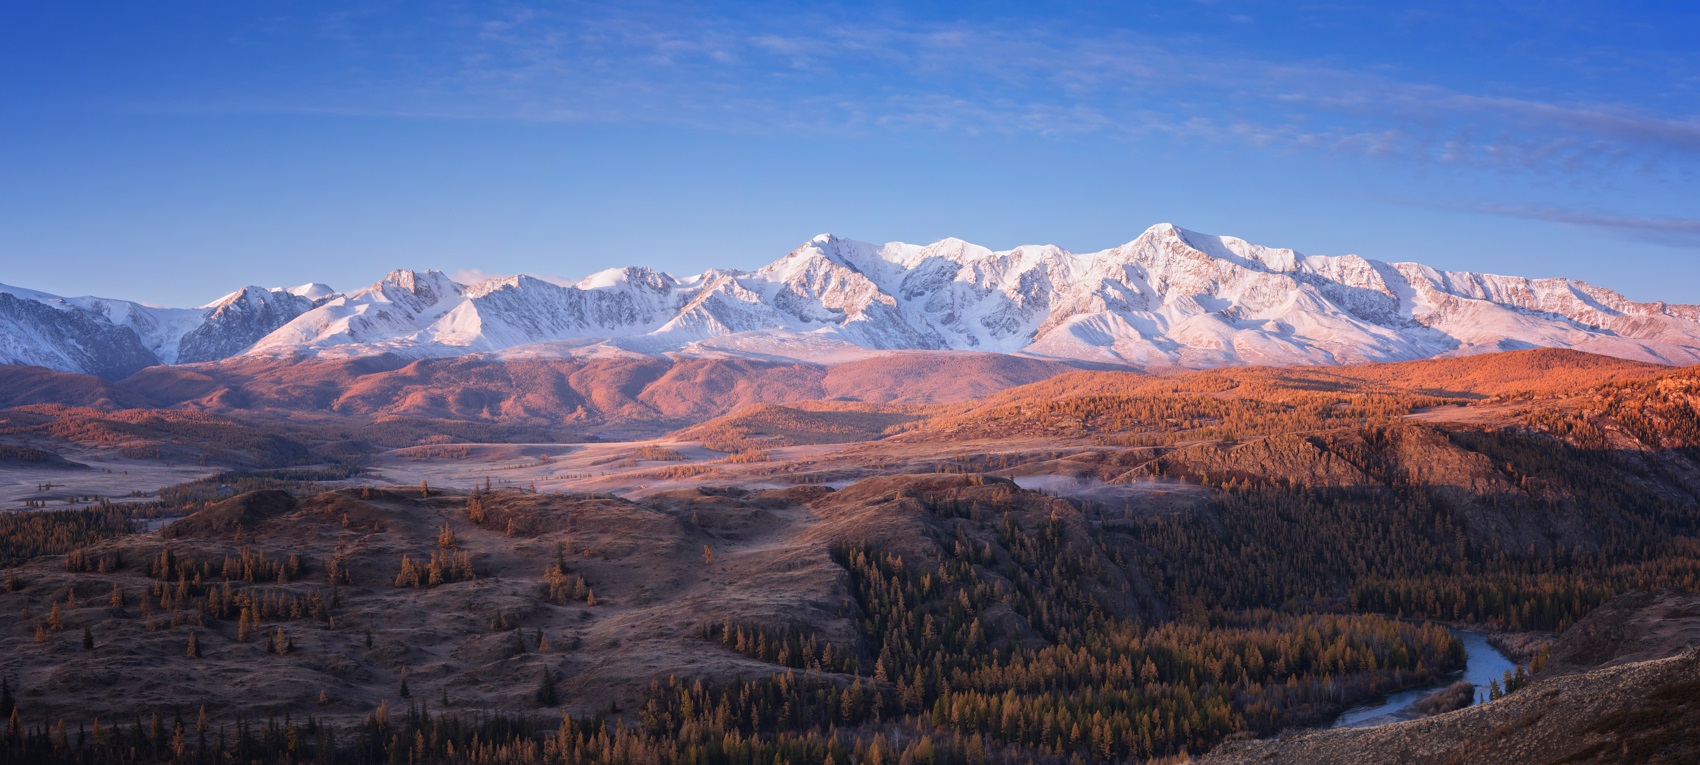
673 401 931 451
165 489 299 538
0 365 152 409
818 352 1071 402
965 349 1668 408
0 405 315 466
902 349 1677 443
1316 348 1671 397
0 474 1009 727
0 352 1066 440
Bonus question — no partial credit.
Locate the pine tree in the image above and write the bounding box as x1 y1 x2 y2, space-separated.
0 676 13 717
420 480 430 498
399 669 411 699
535 664 558 706
82 626 93 650
187 631 200 658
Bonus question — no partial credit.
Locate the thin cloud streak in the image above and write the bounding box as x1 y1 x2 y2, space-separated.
1463 204 1700 247
132 6 1700 183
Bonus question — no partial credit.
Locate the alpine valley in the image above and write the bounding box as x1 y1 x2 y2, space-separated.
9 224 1700 380
5 226 1700 765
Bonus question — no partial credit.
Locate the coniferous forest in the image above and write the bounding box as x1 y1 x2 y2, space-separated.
2 353 1700 763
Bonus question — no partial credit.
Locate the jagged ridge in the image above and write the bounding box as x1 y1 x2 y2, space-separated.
7 223 1700 378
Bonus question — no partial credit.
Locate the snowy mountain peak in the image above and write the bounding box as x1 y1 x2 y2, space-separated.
578 266 674 292
6 224 1700 378
366 269 464 314
285 283 337 301
918 237 996 265
377 268 457 295
202 285 280 310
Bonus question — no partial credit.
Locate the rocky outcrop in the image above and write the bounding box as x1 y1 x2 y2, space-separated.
176 287 318 363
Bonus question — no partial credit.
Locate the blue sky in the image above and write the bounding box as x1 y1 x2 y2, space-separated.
3 1 1698 306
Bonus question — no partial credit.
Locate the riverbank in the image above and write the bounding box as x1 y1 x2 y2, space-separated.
1330 629 1516 728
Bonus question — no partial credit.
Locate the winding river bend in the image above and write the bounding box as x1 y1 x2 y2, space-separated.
1331 630 1517 728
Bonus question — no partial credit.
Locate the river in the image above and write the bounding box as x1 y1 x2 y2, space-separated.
1330 629 1517 728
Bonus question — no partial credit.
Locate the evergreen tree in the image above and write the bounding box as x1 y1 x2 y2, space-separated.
535 664 558 706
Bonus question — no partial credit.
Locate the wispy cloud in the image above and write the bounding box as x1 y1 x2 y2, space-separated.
447 268 507 285
149 5 1700 184
1462 204 1700 247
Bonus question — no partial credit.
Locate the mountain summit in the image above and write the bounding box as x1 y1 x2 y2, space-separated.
6 224 1700 378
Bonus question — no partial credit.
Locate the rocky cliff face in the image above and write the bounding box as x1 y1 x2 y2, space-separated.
177 287 319 363
0 291 160 379
0 282 326 378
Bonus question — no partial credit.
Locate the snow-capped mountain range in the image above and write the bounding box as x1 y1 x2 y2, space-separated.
7 223 1700 379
